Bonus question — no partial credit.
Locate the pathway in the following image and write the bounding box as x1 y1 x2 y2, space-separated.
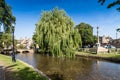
0 64 16 80
0 65 5 80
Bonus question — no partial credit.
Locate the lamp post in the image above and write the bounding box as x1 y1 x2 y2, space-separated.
11 23 16 62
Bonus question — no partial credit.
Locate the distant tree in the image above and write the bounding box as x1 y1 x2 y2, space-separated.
33 7 82 57
17 44 25 49
75 23 94 47
93 35 97 44
98 0 120 11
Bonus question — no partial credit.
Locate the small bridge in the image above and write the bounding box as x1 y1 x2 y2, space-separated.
17 49 34 53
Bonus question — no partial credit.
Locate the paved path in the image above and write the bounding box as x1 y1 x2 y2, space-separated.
0 65 5 80
0 65 15 80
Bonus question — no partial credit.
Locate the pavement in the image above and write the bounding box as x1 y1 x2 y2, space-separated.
0 65 5 80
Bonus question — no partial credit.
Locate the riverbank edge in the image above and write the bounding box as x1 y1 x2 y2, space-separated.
17 59 51 80
0 54 51 80
76 53 120 63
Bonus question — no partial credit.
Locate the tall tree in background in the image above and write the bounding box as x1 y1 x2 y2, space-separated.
33 8 82 57
98 0 120 11
75 23 94 47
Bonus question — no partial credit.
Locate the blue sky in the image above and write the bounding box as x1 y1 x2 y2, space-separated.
6 0 120 39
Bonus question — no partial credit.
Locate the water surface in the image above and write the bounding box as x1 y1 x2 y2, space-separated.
16 53 120 80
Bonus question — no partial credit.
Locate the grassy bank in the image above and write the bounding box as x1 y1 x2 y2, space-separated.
76 52 120 63
76 52 120 58
0 54 48 80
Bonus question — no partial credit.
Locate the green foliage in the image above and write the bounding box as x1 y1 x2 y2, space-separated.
98 0 120 12
0 34 3 48
93 35 97 44
0 0 16 32
75 22 94 47
33 7 82 57
116 28 120 32
0 33 12 48
0 0 16 50
17 44 25 49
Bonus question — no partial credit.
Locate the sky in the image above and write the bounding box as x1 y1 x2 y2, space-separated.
5 0 120 39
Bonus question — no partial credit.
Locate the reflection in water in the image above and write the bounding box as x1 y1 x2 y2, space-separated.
16 53 120 80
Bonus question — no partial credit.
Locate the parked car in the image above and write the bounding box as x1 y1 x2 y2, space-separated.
104 45 116 49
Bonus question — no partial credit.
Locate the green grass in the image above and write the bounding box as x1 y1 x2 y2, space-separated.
76 52 120 59
0 54 48 80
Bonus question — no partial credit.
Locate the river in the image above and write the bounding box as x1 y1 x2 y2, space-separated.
16 53 120 80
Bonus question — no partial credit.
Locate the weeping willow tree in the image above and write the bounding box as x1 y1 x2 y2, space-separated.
33 8 82 57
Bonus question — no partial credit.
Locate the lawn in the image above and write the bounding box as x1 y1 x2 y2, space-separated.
0 54 48 80
76 52 120 59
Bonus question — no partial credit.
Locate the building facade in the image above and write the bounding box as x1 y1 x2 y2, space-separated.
99 35 112 46
17 37 33 49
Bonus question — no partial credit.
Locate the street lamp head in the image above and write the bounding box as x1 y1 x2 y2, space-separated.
12 22 16 27
97 26 99 29
11 23 15 32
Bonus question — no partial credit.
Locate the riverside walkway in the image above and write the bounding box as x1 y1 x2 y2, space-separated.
0 64 15 80
0 54 49 80
0 65 4 80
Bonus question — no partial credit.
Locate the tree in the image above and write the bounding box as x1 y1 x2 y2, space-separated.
116 28 120 32
33 8 82 57
1 33 12 48
0 0 16 32
93 35 97 44
0 0 15 50
75 23 94 47
98 0 120 11
0 34 3 48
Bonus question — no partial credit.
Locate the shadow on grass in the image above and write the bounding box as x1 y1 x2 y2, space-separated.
15 67 48 80
5 64 18 69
